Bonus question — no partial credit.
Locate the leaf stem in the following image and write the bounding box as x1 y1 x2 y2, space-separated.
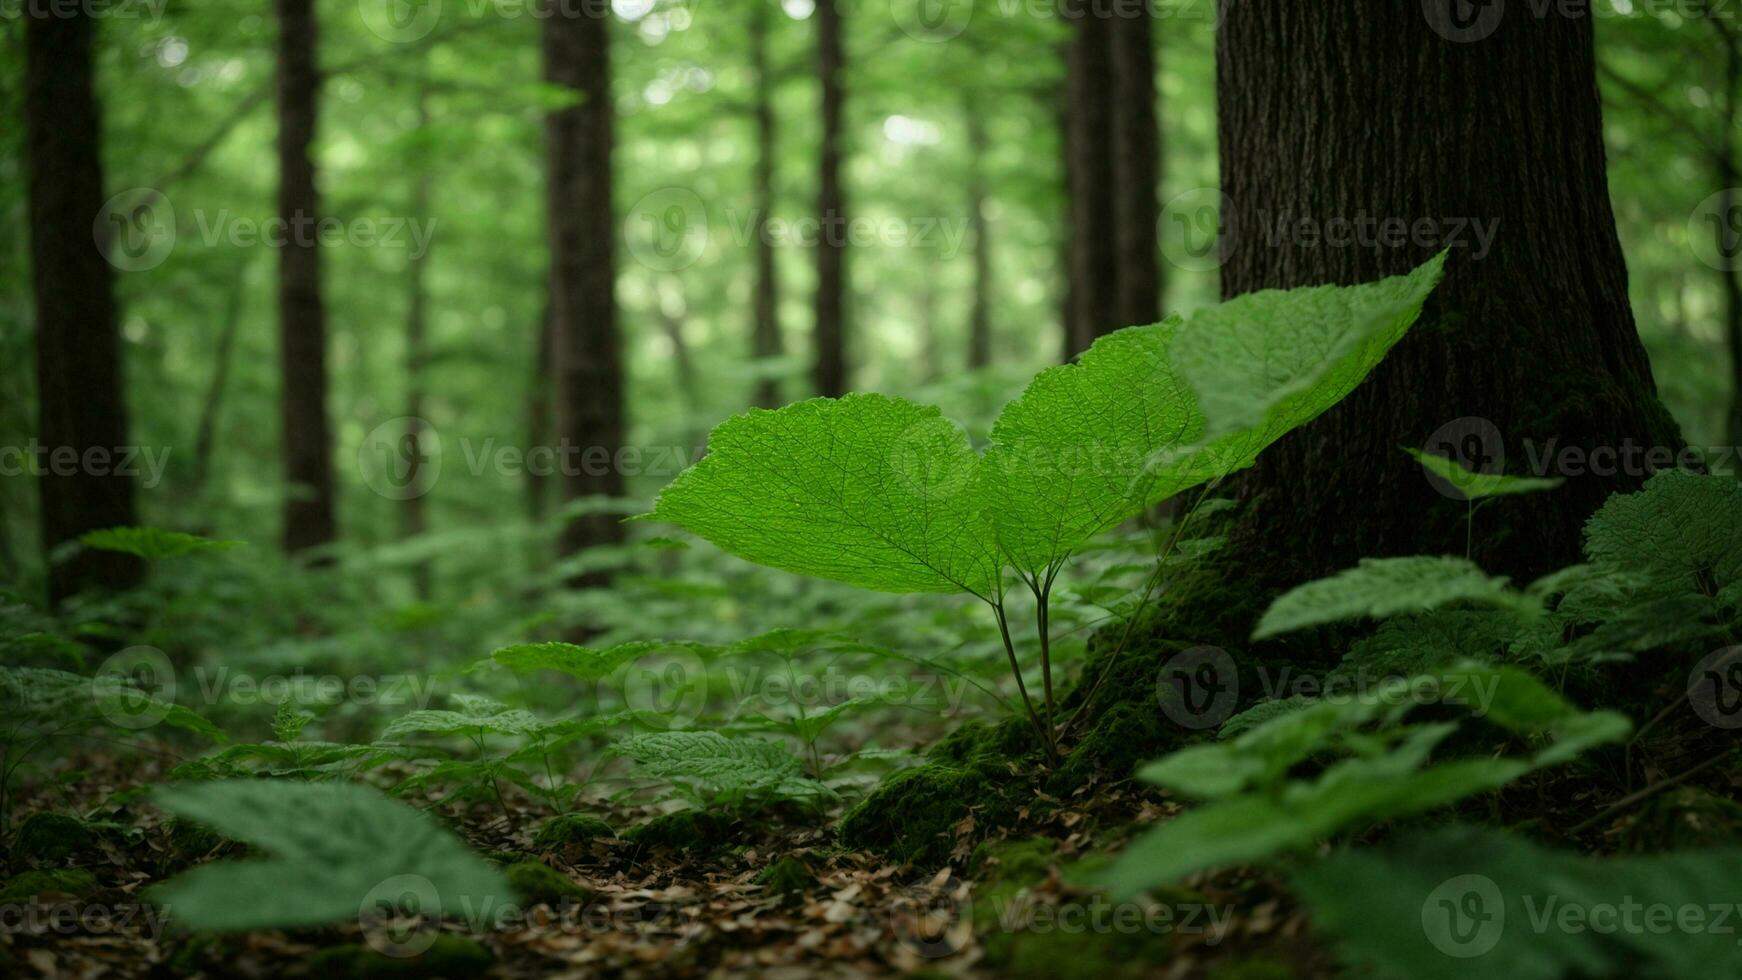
991 597 1057 763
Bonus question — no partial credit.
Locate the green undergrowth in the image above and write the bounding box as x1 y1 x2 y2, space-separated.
624 809 736 853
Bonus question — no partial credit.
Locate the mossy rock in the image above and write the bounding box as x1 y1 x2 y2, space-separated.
755 856 817 902
533 813 615 849
503 860 589 906
306 935 493 979
624 810 732 852
0 867 100 903
14 811 97 862
979 912 1173 980
1049 700 1178 793
840 763 1019 868
167 816 226 855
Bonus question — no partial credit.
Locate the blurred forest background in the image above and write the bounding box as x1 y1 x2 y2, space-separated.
0 0 1735 606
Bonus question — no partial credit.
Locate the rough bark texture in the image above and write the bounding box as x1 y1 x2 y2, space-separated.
1109 4 1161 327
1063 7 1118 357
24 6 142 602
1717 21 1742 450
812 0 847 397
543 0 627 566
1218 0 1683 586
966 101 993 371
750 1 785 408
275 0 338 556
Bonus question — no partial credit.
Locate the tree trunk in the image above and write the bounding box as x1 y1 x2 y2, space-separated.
401 87 433 597
966 98 993 371
1109 4 1161 327
1063 7 1118 357
542 0 627 568
275 0 338 556
1218 1 1682 585
24 6 142 602
1715 21 1742 451
191 265 248 507
812 0 847 397
750 0 785 408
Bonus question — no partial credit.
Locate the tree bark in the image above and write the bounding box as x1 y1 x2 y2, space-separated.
24 5 142 601
275 0 338 556
1714 20 1742 451
750 0 785 408
812 0 848 397
1218 1 1682 585
542 0 626 567
1109 4 1161 327
966 99 993 371
1063 7 1118 357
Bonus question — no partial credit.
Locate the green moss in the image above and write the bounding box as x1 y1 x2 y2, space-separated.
969 837 1055 886
14 811 96 862
503 861 589 906
1050 700 1178 793
0 868 99 903
306 935 493 979
624 810 732 852
979 916 1172 980
755 856 817 902
533 813 615 849
839 763 1017 867
167 816 225 855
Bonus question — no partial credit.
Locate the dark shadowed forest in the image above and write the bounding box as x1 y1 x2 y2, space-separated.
4 1 1742 977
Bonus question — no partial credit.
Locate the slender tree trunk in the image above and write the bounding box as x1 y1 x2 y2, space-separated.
1218 1 1682 585
1110 4 1161 327
401 87 433 597
191 265 248 505
656 280 700 418
1056 90 1078 363
966 98 993 371
275 0 338 556
1064 6 1118 357
24 5 142 601
812 0 848 397
542 0 626 568
750 1 784 408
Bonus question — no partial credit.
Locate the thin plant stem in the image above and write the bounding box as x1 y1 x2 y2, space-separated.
991 597 1057 763
1059 483 1217 741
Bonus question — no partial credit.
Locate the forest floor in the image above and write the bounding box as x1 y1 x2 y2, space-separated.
2 747 1329 979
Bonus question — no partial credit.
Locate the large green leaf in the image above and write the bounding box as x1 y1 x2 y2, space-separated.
1584 469 1742 598
79 526 243 560
151 780 510 931
1097 663 1628 896
1406 448 1563 501
1295 824 1742 980
979 320 1197 577
648 394 1000 596
1253 556 1540 640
